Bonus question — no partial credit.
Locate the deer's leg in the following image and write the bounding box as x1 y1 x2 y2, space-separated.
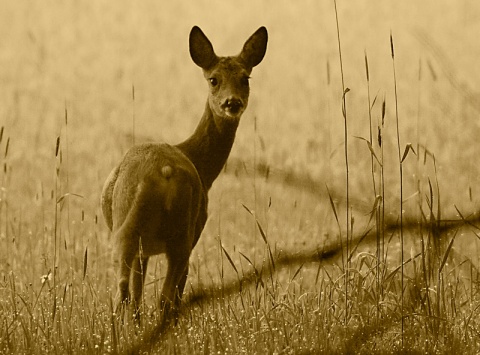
174 229 203 317
175 269 188 308
131 255 149 318
159 244 191 324
114 229 139 313
171 267 189 324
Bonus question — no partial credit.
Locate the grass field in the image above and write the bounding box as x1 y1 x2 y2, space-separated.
1 0 480 353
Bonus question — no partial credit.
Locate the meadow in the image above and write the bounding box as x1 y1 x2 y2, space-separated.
1 0 480 353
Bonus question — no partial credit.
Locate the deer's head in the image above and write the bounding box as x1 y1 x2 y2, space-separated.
189 26 268 127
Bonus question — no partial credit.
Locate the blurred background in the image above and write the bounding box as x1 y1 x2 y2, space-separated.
0 0 479 272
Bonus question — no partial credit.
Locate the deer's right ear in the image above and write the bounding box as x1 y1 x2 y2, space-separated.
189 26 218 70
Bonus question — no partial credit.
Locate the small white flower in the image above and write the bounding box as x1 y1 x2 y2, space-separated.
40 273 52 284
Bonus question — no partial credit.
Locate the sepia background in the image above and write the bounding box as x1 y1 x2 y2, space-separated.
1 0 480 353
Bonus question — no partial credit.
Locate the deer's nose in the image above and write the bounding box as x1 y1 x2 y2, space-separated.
222 97 244 114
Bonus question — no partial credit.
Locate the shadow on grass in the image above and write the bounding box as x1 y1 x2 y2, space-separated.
124 199 480 354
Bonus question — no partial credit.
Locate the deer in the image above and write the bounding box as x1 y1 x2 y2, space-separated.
101 25 268 324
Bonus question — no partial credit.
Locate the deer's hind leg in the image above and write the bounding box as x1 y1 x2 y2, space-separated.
112 203 142 313
114 231 138 313
131 255 149 318
171 209 206 319
159 243 191 325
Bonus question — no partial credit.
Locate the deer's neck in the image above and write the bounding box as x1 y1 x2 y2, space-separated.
176 101 239 190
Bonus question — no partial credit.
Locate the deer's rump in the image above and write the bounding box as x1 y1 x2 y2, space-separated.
108 143 205 255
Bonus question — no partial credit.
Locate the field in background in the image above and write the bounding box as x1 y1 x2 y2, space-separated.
1 1 480 353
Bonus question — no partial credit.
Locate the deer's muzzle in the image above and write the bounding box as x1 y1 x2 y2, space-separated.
222 98 244 117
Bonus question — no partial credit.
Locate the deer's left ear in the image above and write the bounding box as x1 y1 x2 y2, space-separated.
238 27 268 69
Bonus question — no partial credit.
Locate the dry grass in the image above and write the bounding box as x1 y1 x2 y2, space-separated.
1 0 480 353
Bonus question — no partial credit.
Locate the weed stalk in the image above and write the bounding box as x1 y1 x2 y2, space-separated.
333 0 350 325
132 85 136 146
390 32 405 347
53 135 61 323
364 51 384 322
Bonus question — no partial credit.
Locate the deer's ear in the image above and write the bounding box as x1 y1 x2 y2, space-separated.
189 26 218 70
238 27 268 69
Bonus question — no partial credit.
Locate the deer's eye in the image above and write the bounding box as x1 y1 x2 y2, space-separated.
209 77 218 86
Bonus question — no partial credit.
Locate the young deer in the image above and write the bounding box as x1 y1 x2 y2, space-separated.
101 26 267 321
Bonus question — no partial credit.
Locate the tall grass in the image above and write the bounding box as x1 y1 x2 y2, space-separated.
389 31 406 347
333 0 351 329
1 2 480 354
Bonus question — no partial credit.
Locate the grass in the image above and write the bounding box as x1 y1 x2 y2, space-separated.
1 0 480 354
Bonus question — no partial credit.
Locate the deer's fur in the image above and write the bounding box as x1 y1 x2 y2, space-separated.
101 25 267 321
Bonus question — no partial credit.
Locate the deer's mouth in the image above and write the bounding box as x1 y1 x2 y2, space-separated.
224 107 243 118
